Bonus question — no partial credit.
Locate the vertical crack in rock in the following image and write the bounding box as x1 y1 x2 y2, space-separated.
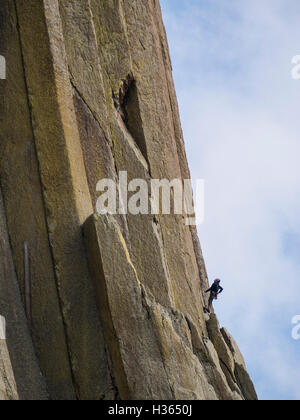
113 74 149 164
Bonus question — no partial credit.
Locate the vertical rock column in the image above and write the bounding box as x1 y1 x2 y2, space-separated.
12 0 113 400
0 0 76 399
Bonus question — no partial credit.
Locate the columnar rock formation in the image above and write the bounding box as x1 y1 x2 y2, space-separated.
0 0 257 400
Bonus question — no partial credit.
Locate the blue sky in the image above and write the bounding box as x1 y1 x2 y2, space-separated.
160 0 300 400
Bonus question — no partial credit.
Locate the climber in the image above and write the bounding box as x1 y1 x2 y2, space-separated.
204 279 223 314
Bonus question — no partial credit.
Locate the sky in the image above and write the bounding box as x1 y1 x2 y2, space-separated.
160 0 300 400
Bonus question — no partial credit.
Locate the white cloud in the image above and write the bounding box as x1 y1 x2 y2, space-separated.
161 0 300 400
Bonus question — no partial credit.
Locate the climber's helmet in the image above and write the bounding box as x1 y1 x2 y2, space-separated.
214 279 221 284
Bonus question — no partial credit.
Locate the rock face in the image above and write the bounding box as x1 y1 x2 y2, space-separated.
0 0 257 400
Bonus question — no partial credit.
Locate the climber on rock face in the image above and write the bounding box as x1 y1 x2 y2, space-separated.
204 279 223 314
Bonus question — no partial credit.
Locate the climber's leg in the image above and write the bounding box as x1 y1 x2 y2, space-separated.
208 294 214 312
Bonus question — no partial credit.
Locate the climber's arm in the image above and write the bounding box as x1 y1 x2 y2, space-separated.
218 286 224 294
205 287 211 293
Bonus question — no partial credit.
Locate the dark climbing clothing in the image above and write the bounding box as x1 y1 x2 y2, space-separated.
206 283 223 295
205 282 223 312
